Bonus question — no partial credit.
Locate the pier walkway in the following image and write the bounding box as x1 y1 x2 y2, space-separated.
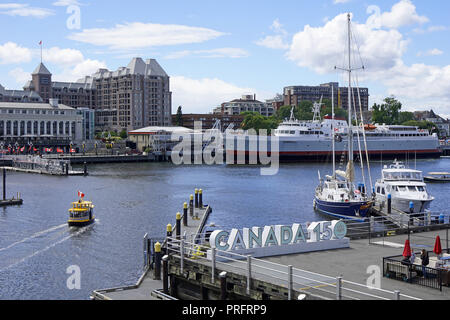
92 192 212 300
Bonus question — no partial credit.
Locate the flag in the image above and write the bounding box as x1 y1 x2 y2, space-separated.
70 148 76 153
78 191 85 198
33 147 38 152
57 147 64 153
39 40 42 45
20 146 25 152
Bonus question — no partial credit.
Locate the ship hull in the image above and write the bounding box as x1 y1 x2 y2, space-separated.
314 198 371 221
225 135 441 162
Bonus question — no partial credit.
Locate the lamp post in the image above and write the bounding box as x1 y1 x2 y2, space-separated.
95 142 98 155
82 141 86 156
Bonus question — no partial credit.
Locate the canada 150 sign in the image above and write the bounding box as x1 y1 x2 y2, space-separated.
209 220 347 251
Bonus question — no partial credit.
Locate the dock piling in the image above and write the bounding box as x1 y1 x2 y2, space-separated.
176 212 181 240
83 162 87 176
189 195 194 216
154 242 162 280
199 189 203 208
162 255 169 294
183 203 188 227
195 189 199 209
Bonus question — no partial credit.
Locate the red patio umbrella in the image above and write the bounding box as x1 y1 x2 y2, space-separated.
433 235 442 255
403 239 412 257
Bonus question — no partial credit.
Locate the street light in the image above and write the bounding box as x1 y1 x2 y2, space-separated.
82 141 86 155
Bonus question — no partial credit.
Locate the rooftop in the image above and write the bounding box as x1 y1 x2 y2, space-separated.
0 101 74 110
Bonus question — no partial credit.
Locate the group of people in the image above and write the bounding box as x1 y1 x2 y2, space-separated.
401 249 430 277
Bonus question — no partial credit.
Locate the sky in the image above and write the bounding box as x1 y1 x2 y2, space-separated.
0 0 449 118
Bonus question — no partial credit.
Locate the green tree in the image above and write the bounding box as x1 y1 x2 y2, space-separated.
275 105 293 121
119 129 128 139
320 98 348 120
398 111 414 124
296 101 314 120
371 96 403 125
175 106 183 126
241 112 279 134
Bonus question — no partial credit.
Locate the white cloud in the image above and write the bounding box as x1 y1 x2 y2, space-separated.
334 0 351 3
52 0 82 6
413 25 448 34
417 48 443 57
0 3 54 18
366 0 428 29
0 42 32 64
68 22 226 49
286 13 408 74
165 48 249 60
171 76 272 114
41 47 85 66
285 3 450 116
255 19 290 50
50 59 107 82
8 67 30 85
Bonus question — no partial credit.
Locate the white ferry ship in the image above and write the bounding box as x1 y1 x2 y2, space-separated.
226 112 440 161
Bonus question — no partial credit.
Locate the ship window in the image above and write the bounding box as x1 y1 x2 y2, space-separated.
407 186 416 192
381 188 385 195
417 186 425 191
290 131 295 134
377 187 381 194
398 186 407 192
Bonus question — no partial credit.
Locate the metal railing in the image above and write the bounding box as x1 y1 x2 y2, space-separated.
344 211 450 242
164 237 421 300
383 251 450 291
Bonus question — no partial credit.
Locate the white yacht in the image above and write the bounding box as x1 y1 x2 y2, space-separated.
374 160 434 213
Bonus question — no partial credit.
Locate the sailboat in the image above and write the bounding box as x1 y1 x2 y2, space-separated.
313 13 373 221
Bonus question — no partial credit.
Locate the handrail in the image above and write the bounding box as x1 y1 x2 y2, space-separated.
167 238 422 300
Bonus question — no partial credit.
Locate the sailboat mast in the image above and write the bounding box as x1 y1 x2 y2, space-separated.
332 85 336 178
347 13 353 166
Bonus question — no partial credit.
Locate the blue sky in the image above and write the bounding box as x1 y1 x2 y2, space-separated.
0 0 449 118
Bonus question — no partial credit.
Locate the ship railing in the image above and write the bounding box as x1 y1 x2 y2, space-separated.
164 238 421 300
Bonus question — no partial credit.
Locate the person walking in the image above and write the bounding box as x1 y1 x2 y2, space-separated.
420 249 429 278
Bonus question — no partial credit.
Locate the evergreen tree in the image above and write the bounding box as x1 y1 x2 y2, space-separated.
175 106 183 126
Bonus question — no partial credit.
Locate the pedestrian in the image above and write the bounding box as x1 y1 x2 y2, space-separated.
420 249 429 278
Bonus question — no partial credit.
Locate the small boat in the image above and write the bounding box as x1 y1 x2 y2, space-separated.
424 172 450 183
374 161 434 213
68 191 95 227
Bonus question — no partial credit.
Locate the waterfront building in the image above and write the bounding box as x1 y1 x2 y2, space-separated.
0 99 83 149
213 94 275 117
77 107 96 141
414 109 449 138
128 126 193 152
0 84 42 103
283 82 369 112
172 113 245 131
23 57 172 133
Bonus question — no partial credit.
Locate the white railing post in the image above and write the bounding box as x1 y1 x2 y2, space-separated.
180 239 184 274
211 247 216 284
247 255 252 295
143 233 148 270
394 290 400 300
288 265 293 300
336 276 342 300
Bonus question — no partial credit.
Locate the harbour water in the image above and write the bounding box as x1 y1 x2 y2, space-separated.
0 158 448 299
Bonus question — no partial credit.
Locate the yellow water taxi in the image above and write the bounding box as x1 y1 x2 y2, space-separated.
68 191 95 227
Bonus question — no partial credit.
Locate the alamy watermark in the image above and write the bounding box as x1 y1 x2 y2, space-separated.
366 265 381 290
170 121 280 176
66 265 81 290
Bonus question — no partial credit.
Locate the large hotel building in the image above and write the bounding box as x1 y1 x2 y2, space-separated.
22 57 172 132
284 82 369 112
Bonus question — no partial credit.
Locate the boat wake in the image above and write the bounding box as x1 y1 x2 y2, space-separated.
0 224 93 273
